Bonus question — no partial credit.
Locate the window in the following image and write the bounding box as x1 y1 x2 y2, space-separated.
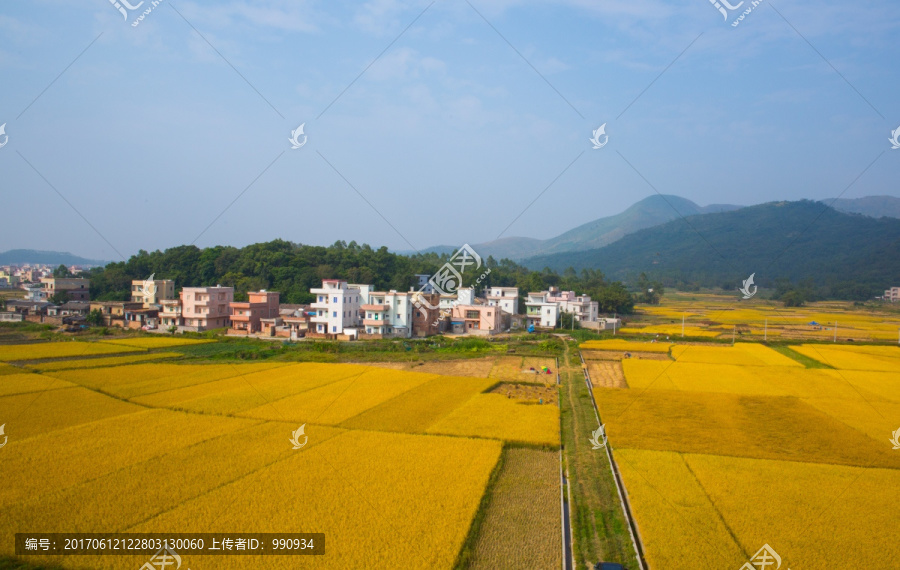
333 311 337 317
333 297 338 303
332 326 336 333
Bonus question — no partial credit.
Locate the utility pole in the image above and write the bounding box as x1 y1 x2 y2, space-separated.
834 321 837 343
682 313 685 338
764 318 767 342
732 325 736 345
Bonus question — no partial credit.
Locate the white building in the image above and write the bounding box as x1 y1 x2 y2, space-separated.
525 291 559 328
414 274 434 294
884 287 900 302
548 288 599 322
310 279 361 335
457 287 475 305
362 290 414 337
485 286 519 315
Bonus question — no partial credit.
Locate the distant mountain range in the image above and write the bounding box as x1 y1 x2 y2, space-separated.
523 200 900 297
825 195 900 219
0 249 108 267
420 195 742 260
418 194 900 264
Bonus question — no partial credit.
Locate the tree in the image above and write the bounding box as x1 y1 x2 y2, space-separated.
53 264 69 278
86 309 103 326
49 292 70 305
559 311 580 330
635 273 664 304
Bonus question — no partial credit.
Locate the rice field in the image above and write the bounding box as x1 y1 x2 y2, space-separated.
465 448 562 569
26 351 180 371
0 341 560 569
0 341 142 361
590 323 900 568
98 336 215 349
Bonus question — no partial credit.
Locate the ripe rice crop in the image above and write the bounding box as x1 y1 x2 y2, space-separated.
803 397 900 443
0 342 142 362
620 360 866 400
579 339 672 353
98 337 215 349
0 421 332 535
340 375 496 433
0 372 76 396
0 386 140 441
26 352 180 371
595 389 899 469
588 361 627 388
671 343 801 367
0 408 252 508
45 362 287 399
144 363 370 415
466 448 562 569
791 345 900 371
613 449 747 568
240 367 436 425
113 430 503 570
686 452 900 569
426 393 559 446
618 325 719 337
0 363 21 376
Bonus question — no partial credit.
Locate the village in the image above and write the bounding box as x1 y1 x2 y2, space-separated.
0 266 622 340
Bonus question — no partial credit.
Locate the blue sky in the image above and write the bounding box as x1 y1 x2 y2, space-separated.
1 0 898 261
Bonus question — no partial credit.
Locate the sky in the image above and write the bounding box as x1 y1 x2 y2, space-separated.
1 0 898 261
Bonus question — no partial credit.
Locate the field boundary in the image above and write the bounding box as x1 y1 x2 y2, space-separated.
580 350 648 570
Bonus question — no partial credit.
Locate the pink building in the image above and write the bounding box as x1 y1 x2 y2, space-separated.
450 304 501 335
229 290 281 334
181 285 234 330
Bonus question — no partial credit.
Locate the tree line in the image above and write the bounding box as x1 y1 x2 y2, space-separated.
84 239 638 313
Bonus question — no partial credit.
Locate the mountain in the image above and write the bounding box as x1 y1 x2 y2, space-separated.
0 249 108 267
523 200 900 298
418 195 741 260
826 195 900 219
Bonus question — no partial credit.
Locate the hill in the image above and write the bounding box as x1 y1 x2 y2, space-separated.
826 195 900 219
523 200 900 299
0 249 108 266
418 195 740 260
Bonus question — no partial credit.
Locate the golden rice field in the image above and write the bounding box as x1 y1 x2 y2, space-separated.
98 336 216 349
633 292 900 341
0 341 142 361
591 340 900 568
25 351 180 371
0 341 560 569
579 339 672 353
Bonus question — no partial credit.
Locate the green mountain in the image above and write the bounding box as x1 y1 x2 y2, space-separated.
421 195 739 260
0 249 108 266
523 200 900 299
827 195 900 219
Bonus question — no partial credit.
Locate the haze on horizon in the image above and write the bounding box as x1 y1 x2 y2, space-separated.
1 0 898 261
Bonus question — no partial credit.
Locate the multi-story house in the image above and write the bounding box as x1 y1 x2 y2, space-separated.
229 290 281 334
525 291 559 329
23 283 48 301
411 292 442 337
485 286 519 315
89 301 144 327
884 287 900 302
450 304 502 335
181 285 234 330
40 277 90 301
548 287 599 322
159 299 183 328
130 278 175 307
361 290 414 338
310 279 361 336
